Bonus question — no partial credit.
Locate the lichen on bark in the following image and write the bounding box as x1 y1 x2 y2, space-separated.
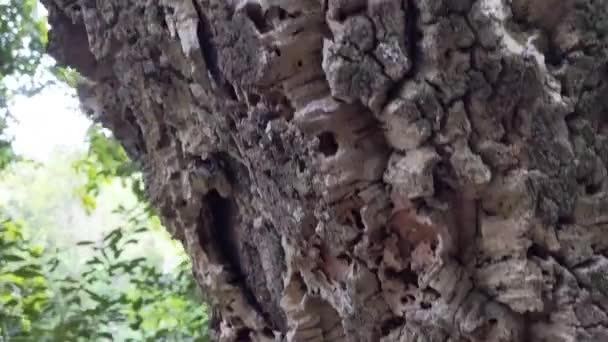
43 0 608 340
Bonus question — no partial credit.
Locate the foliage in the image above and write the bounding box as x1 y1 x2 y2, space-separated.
0 114 16 170
0 137 210 340
0 201 210 341
50 65 83 89
0 0 47 87
1 5 53 338
0 138 211 340
0 215 48 340
0 3 210 340
74 125 148 213
0 0 47 172
38 208 210 341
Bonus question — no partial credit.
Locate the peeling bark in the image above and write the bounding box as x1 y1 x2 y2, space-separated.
43 0 608 341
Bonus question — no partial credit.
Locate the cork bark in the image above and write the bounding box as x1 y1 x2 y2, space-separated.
43 0 608 341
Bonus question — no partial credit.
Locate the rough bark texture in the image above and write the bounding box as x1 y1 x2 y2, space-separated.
43 0 608 341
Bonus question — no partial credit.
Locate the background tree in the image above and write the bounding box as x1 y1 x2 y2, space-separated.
0 0 46 169
42 0 608 341
0 0 46 96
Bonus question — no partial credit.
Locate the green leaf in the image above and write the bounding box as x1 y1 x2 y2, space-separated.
3 254 25 262
124 258 146 273
154 328 170 337
84 289 107 304
0 273 24 285
97 331 113 340
61 276 80 284
101 247 110 262
130 313 144 329
76 240 95 246
133 297 143 311
13 266 43 278
48 258 60 272
124 238 139 246
109 231 123 249
80 193 97 212
85 257 104 266
67 296 82 307
133 227 148 233
103 228 122 242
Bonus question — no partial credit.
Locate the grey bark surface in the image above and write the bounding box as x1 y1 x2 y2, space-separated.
42 0 608 341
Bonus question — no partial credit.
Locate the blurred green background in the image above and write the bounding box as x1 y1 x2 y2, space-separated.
0 1 210 340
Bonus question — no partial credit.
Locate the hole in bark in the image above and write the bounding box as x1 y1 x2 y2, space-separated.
401 294 415 303
544 39 564 67
384 268 400 278
203 191 272 326
558 215 574 225
243 3 270 33
488 318 497 325
420 301 432 309
157 6 168 29
297 158 306 173
228 118 237 131
385 268 418 285
430 239 438 252
335 11 346 21
205 190 237 267
157 124 171 149
586 183 602 195
372 0 419 96
297 60 303 67
236 328 253 341
527 243 551 260
381 317 405 336
224 83 238 101
375 255 383 265
352 209 365 229
248 93 260 106
277 7 288 20
128 35 138 45
337 253 351 263
317 132 338 156
425 287 441 298
262 327 274 337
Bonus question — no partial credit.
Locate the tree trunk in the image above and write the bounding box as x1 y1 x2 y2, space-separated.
42 0 608 340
